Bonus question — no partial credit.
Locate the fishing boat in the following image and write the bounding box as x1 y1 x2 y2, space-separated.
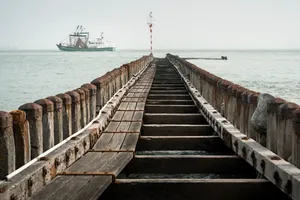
56 25 116 52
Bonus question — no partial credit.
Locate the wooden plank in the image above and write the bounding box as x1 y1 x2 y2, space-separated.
132 111 144 121
122 111 134 121
118 102 129 110
70 176 111 200
127 102 137 110
71 153 133 200
121 122 142 150
93 121 120 149
105 122 130 150
50 152 117 200
29 176 71 200
111 111 125 121
100 179 291 200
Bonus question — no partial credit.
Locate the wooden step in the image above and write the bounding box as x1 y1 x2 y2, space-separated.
136 136 232 152
149 90 188 94
152 83 184 87
122 155 257 176
147 94 192 100
145 105 198 113
143 113 207 124
152 80 182 84
150 87 186 90
146 100 194 105
142 124 214 136
100 179 290 200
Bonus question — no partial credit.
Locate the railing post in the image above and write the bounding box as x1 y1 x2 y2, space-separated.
46 96 63 145
82 83 97 121
34 99 55 152
56 93 72 139
10 110 30 168
0 111 15 178
19 103 43 159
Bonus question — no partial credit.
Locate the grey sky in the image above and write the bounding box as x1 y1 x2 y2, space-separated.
1 0 300 50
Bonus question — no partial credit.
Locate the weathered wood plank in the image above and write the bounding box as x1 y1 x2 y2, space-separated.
105 122 130 150
29 176 71 200
93 121 120 149
121 122 142 150
118 102 129 110
70 176 111 200
111 111 124 121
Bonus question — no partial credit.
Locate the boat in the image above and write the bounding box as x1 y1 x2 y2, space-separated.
56 25 116 52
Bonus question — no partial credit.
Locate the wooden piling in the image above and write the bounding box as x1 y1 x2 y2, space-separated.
19 103 43 159
56 93 72 139
46 96 63 145
10 110 30 168
0 111 15 178
65 91 81 133
74 88 87 127
34 99 55 151
82 83 97 121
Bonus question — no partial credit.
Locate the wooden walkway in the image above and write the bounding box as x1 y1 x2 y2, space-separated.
30 59 291 200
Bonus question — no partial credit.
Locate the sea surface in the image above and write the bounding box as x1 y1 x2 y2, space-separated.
1 50 300 111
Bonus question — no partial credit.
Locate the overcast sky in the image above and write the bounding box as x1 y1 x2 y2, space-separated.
1 0 300 50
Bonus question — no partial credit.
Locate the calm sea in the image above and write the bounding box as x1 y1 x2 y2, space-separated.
1 50 300 111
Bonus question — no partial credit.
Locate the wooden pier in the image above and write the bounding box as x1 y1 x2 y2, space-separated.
1 55 300 200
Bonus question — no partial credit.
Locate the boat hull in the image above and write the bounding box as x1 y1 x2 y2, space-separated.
56 45 115 52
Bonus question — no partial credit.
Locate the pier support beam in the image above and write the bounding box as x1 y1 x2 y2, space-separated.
0 111 15 179
10 110 30 168
74 88 87 127
34 99 55 151
82 83 97 121
56 93 72 139
46 96 63 145
66 91 81 133
19 103 43 159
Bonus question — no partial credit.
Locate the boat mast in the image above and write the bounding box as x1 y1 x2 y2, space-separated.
147 12 153 55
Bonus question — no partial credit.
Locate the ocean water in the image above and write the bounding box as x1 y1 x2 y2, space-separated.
0 50 300 111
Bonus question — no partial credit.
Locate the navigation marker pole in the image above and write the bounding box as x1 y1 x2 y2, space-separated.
147 12 153 55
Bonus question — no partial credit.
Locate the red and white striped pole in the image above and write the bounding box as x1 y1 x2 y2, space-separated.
148 12 153 55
